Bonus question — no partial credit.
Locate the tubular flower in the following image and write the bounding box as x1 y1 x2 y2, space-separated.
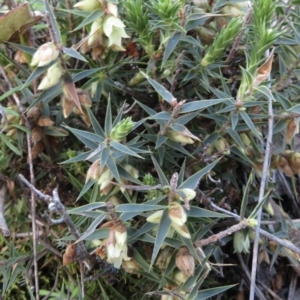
103 16 129 49
38 62 63 90
31 42 59 67
106 224 131 268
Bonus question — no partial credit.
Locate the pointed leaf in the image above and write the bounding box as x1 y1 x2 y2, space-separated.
180 99 229 113
116 204 166 213
140 71 175 104
110 141 143 159
105 96 112 134
156 135 168 149
162 32 183 65
240 172 254 220
187 206 227 218
227 127 245 149
178 158 221 190
75 213 107 243
62 47 87 62
195 284 237 300
85 106 105 137
73 9 104 31
106 155 120 182
45 0 61 43
240 111 262 141
151 153 170 186
150 209 171 268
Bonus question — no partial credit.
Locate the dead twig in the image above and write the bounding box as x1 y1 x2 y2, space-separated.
18 174 94 270
0 182 9 236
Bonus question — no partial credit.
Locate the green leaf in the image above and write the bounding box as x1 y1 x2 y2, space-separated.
117 204 166 213
105 96 112 134
150 209 171 268
151 153 170 186
156 135 168 149
106 155 120 182
226 127 245 149
86 106 105 138
62 47 87 62
128 222 157 242
240 172 253 220
45 0 61 43
162 32 183 65
194 284 237 299
240 111 262 141
110 141 143 159
180 99 230 113
76 180 95 201
73 10 104 31
23 61 56 87
68 202 106 214
64 125 103 143
249 189 272 219
178 158 221 190
75 213 106 243
187 206 227 218
140 71 175 104
0 134 21 156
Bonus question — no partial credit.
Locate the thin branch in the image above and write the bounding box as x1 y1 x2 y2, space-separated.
237 253 267 300
41 267 60 300
203 201 300 256
194 219 248 247
0 182 9 236
18 175 94 270
249 49 274 300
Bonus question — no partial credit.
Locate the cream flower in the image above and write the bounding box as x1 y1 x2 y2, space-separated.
103 16 129 49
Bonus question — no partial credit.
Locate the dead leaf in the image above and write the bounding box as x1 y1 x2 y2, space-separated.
37 116 55 127
0 3 42 43
253 47 275 88
63 243 77 266
31 126 44 143
31 141 44 159
62 72 83 115
62 96 74 118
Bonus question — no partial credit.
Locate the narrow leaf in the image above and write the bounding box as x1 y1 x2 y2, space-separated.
110 141 143 159
178 158 221 190
150 209 171 268
162 32 183 65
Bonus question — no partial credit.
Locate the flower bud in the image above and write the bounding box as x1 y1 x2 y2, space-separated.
128 71 146 86
214 137 230 155
124 164 139 179
176 247 195 276
38 62 63 90
286 151 300 174
74 0 101 12
88 19 103 46
107 2 118 17
122 259 140 277
177 188 196 202
147 210 164 224
173 270 190 286
169 203 187 226
86 160 101 183
155 248 172 270
115 223 127 246
233 230 250 253
167 131 194 145
286 118 299 144
31 42 59 67
246 218 258 227
110 117 135 142
171 223 191 239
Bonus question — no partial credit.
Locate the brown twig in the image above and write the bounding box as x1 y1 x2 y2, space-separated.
205 200 300 256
